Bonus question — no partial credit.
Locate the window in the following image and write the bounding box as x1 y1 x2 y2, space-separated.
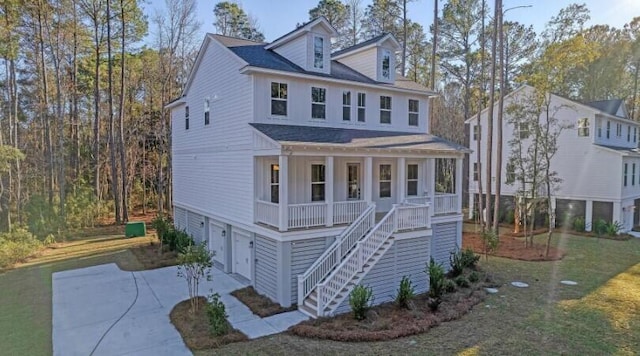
311 164 325 201
204 97 210 125
635 127 638 143
407 164 418 196
506 162 515 184
271 82 287 116
379 164 391 198
624 163 628 187
633 163 636 186
473 125 480 141
313 36 324 69
347 164 360 199
381 49 391 79
343 91 351 121
408 99 419 126
357 93 366 122
597 119 602 138
380 96 392 124
578 118 589 137
185 106 189 130
270 164 279 203
519 122 530 139
628 125 631 142
311 87 326 119
473 162 479 181
607 120 611 138
617 123 622 137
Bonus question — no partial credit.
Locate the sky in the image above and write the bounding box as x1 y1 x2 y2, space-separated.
144 0 640 43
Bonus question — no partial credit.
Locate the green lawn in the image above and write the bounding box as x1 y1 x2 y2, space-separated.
2 228 639 355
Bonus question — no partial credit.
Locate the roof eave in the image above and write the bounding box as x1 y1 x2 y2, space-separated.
164 98 186 110
265 17 338 50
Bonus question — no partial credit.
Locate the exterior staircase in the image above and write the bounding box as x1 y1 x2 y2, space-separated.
298 203 430 318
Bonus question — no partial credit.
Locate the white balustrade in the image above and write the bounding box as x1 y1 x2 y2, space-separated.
255 200 279 228
333 200 367 225
433 193 458 215
396 204 430 230
288 202 327 229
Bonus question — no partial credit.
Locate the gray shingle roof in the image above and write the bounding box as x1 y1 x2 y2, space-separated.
586 99 624 117
228 45 378 84
250 123 469 153
331 33 389 57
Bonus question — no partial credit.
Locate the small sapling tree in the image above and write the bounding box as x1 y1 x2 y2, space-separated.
177 242 215 313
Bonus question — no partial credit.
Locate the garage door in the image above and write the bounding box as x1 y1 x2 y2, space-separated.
233 231 252 280
209 223 225 267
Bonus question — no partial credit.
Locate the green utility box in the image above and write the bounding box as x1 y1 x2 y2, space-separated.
125 221 146 238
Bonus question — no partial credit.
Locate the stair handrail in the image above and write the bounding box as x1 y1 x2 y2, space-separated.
316 205 398 316
297 204 376 305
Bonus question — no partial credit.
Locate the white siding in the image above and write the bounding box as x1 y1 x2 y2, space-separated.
187 211 204 243
172 38 254 227
290 236 332 304
334 236 430 315
431 222 459 270
336 47 377 79
594 116 638 148
254 234 279 301
173 207 187 231
273 35 307 70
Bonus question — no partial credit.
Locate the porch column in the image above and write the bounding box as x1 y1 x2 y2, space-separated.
613 201 622 226
278 155 289 232
427 158 436 196
468 191 475 219
326 156 334 227
397 157 406 203
364 156 373 204
456 158 463 213
585 200 593 232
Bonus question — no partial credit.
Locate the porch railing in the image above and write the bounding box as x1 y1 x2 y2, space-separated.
333 201 368 225
396 203 431 231
255 200 279 227
433 193 458 215
289 202 327 229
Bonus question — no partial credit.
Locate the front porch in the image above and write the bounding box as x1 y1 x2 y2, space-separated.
254 155 463 232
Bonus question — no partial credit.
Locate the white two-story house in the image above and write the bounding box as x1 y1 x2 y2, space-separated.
167 17 468 318
467 84 640 232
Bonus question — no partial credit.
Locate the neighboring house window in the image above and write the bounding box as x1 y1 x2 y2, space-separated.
628 125 631 142
506 162 516 184
634 163 636 186
311 87 326 119
519 122 530 139
381 49 391 79
343 91 351 121
473 125 480 141
473 162 479 181
607 120 611 138
379 164 392 198
408 99 419 126
311 164 326 201
204 97 210 125
185 106 189 130
624 163 628 187
270 164 279 203
271 82 287 116
313 36 324 69
357 92 366 122
380 95 392 124
635 127 638 143
617 123 622 137
407 164 418 196
597 119 602 138
578 118 589 137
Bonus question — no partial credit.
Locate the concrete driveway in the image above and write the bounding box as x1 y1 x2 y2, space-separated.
53 263 308 356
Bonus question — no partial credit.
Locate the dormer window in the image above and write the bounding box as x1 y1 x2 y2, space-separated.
578 118 589 137
313 36 324 69
381 50 391 79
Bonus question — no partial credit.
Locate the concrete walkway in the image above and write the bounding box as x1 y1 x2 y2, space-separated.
53 263 308 356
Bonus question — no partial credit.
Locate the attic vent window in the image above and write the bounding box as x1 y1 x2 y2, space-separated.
578 118 589 137
314 36 324 69
381 50 391 80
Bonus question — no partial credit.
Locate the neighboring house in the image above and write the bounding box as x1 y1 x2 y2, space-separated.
167 17 468 318
467 84 640 232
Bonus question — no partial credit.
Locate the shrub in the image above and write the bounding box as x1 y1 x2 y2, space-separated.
454 276 470 288
460 248 480 269
206 293 230 336
480 229 499 259
449 251 465 277
65 183 108 229
427 297 441 311
0 228 43 269
177 242 215 313
593 219 608 236
427 257 445 299
349 284 374 320
504 210 515 224
573 217 586 232
395 276 415 309
444 279 457 293
24 195 60 238
151 215 172 243
174 230 194 253
605 221 623 236
468 271 480 283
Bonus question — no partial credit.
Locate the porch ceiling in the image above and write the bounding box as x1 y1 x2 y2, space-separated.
250 123 470 155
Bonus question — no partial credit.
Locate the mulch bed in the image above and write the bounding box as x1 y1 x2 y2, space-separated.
231 286 297 317
128 242 178 270
170 297 248 350
289 275 487 342
463 232 565 261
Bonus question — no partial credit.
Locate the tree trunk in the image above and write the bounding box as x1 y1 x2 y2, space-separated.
484 0 500 232
118 0 129 222
93 16 101 200
492 0 504 232
401 0 407 76
37 5 55 207
106 0 122 224
475 0 485 228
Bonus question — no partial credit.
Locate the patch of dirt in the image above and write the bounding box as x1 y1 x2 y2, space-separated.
231 286 297 317
289 274 487 342
170 297 248 350
125 241 178 271
463 232 565 261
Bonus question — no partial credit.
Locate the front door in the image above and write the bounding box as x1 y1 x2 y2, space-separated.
347 163 361 200
233 231 252 280
209 223 225 267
